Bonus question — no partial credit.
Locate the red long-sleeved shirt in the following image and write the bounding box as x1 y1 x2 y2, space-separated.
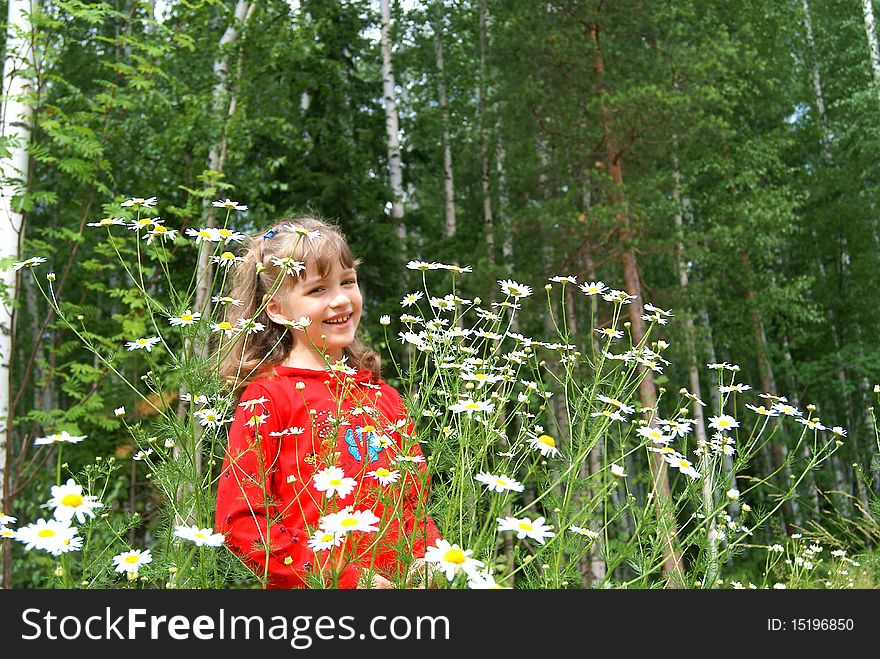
215 365 439 589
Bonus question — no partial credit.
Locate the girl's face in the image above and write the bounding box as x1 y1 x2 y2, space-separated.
265 260 363 367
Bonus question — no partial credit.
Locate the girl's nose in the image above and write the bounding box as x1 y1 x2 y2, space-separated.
330 288 350 307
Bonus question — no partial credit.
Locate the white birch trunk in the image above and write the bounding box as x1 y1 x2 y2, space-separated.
195 0 255 326
433 13 455 238
803 0 834 161
497 127 512 262
380 0 406 244
182 0 254 491
478 0 494 262
672 153 718 586
0 0 35 517
863 0 880 94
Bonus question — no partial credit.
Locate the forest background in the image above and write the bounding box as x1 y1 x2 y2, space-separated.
1 0 879 590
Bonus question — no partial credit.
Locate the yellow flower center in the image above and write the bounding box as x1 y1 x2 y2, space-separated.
443 548 465 565
329 479 343 486
124 555 140 564
61 493 83 508
154 225 167 233
340 518 358 528
194 533 206 540
494 478 507 486
376 468 390 477
180 313 193 321
38 529 57 538
217 322 232 330
537 434 556 448
218 229 232 237
465 403 481 410
220 251 235 260
321 533 334 542
362 425 376 433
518 522 534 532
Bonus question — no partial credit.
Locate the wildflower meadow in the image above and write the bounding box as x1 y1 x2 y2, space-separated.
3 194 876 591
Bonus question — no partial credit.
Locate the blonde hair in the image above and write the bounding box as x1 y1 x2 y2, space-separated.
219 214 380 388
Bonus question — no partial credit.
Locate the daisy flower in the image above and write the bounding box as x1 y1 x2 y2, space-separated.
212 199 248 211
121 196 157 207
43 479 104 524
284 223 321 240
194 408 225 428
244 413 270 427
569 526 600 539
211 321 237 338
212 295 243 307
307 528 344 552
579 281 608 296
467 570 509 589
215 228 245 244
143 224 177 244
406 260 441 271
746 404 779 417
719 383 752 394
400 291 424 307
14 519 82 556
497 279 532 298
12 257 47 272
665 456 701 480
312 466 357 499
708 414 740 431
496 515 556 544
393 454 425 464
526 433 559 457
174 524 225 547
0 513 16 526
366 467 401 486
34 430 87 446
112 548 153 574
474 472 525 493
596 328 623 339
128 217 155 231
610 463 626 478
168 310 201 327
133 448 153 461
637 426 673 445
271 256 306 276
185 227 222 243
211 251 244 268
86 217 126 227
423 538 484 581
320 508 380 535
238 397 269 412
237 318 266 334
449 398 495 416
596 395 635 414
125 336 162 352
773 403 802 417
602 289 636 304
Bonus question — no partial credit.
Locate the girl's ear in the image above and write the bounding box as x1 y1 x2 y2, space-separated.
264 297 288 326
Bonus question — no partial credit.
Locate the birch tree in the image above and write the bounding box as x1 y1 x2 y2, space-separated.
863 0 880 95
432 5 456 238
0 0 35 525
380 0 406 245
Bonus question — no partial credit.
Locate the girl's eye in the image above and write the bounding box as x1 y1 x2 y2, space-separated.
343 279 356 286
309 287 324 295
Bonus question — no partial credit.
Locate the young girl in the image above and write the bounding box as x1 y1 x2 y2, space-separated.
214 215 439 589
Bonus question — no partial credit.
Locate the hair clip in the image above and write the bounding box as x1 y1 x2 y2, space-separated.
263 229 277 240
